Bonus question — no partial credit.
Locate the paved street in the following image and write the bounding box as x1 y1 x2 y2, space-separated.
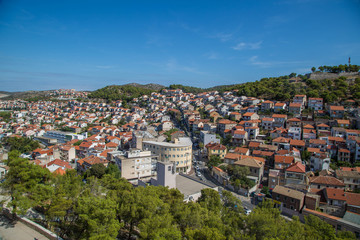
0 215 49 240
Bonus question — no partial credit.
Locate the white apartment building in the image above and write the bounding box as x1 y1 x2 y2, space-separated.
143 137 193 173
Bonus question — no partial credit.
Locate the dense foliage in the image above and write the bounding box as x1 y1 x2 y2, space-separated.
1 152 356 240
4 136 40 153
88 85 155 102
168 84 204 94
0 111 12 122
316 64 360 73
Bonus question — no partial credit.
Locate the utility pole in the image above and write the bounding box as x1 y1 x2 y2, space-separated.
349 57 351 66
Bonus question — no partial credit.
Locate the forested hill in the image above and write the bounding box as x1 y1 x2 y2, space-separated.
88 84 164 101
229 75 360 102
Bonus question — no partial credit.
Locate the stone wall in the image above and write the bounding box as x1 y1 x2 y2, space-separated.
308 72 360 80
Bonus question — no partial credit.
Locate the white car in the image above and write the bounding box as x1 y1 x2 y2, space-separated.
244 208 251 215
196 172 202 177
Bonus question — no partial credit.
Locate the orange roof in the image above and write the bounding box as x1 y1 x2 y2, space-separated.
339 148 350 153
329 106 344 111
290 139 305 147
288 118 301 122
243 112 255 117
325 188 346 201
275 102 286 106
272 114 287 118
336 119 350 124
346 192 360 206
289 103 302 107
213 166 224 173
307 147 322 153
275 155 294 164
262 118 274 122
286 162 306 173
234 147 249 154
309 176 345 186
234 130 247 135
248 141 261 148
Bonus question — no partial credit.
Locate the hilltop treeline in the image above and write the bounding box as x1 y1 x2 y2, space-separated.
230 75 360 102
169 74 360 103
2 152 356 240
314 64 360 73
88 85 156 102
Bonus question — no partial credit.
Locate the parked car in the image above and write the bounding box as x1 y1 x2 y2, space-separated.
196 171 202 177
244 207 251 215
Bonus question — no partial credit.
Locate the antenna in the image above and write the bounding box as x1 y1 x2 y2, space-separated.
349 57 351 65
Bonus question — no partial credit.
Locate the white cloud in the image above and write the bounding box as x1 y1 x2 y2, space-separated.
233 41 262 51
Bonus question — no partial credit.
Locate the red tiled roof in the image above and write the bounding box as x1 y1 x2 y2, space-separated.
286 162 306 173
274 155 294 164
290 139 305 147
346 192 360 206
329 106 344 111
325 188 346 201
309 176 345 186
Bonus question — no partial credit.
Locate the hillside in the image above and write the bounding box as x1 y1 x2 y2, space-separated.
0 90 53 101
88 84 161 102
166 72 360 103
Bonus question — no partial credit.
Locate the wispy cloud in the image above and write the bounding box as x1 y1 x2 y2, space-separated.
165 58 206 75
204 52 219 60
249 56 306 68
232 41 262 50
210 32 233 42
179 23 200 33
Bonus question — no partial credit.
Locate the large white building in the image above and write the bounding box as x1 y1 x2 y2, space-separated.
115 149 157 180
143 137 193 173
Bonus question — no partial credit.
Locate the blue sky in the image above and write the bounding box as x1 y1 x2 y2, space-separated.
0 0 359 91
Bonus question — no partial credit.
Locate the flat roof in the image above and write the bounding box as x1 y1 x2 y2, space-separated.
176 174 216 198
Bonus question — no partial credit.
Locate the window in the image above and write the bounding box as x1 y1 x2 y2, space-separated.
290 206 294 210
291 198 294 203
283 203 287 208
168 166 171 171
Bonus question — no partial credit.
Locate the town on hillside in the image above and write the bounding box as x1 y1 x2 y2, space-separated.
1 83 360 237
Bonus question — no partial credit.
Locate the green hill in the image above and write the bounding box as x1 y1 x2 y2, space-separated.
88 84 160 102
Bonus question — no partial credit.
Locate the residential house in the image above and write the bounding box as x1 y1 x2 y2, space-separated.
293 95 307 107
329 106 345 119
285 162 306 185
234 156 265 185
229 112 242 121
338 148 351 162
290 139 306 151
77 155 109 172
261 118 275 131
217 119 237 137
308 98 323 110
335 167 360 191
288 127 302 140
242 112 259 121
206 142 227 160
261 100 274 112
308 148 330 171
274 102 287 113
309 175 345 190
115 149 157 180
288 103 303 115
272 185 305 212
272 114 287 128
232 130 248 145
321 188 347 217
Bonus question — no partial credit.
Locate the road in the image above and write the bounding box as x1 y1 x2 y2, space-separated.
191 150 256 211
